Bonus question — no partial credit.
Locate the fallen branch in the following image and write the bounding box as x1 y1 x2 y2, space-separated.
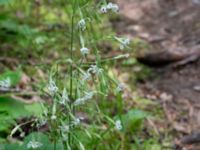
137 45 200 67
181 132 200 144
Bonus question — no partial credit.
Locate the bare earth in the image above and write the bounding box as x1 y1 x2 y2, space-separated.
115 0 200 149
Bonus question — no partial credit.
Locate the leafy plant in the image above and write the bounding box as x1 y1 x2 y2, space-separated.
121 109 148 133
0 0 164 149
0 71 42 140
0 132 63 150
35 0 132 149
0 97 42 132
0 70 21 86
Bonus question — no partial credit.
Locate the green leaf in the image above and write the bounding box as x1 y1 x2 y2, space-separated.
0 19 36 37
0 70 21 86
24 103 43 117
0 97 27 118
143 138 162 150
0 97 42 132
121 109 148 132
23 132 51 149
1 132 63 150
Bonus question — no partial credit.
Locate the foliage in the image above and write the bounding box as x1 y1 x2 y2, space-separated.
0 71 42 141
0 0 165 149
121 109 148 133
0 97 41 131
0 70 21 86
0 132 63 150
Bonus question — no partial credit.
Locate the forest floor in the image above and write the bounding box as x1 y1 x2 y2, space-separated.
115 0 200 149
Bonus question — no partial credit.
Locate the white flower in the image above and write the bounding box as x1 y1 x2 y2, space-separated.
84 91 94 100
78 19 86 31
60 88 69 104
51 115 57 120
81 72 91 82
0 77 11 88
72 118 80 126
88 65 103 75
111 5 119 12
107 2 119 12
120 38 130 50
115 120 122 130
27 141 43 149
116 83 125 92
38 118 47 127
74 98 85 106
47 79 58 95
80 47 89 55
100 3 119 13
60 125 69 132
74 91 94 106
100 6 108 13
106 3 113 9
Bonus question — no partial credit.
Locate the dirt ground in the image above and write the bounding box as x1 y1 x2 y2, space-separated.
115 0 200 149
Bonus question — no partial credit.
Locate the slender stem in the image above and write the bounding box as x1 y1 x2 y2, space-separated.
70 4 75 100
68 0 77 146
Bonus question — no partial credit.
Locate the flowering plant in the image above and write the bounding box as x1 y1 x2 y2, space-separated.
24 0 131 149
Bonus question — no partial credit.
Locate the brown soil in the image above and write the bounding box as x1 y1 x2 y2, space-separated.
114 0 200 149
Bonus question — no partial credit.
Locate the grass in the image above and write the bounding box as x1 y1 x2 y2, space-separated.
0 0 173 149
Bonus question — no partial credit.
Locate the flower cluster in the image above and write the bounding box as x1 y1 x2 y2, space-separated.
115 120 122 131
81 72 92 83
27 141 43 149
100 2 119 13
81 65 103 84
80 47 89 55
60 125 69 132
78 19 86 31
114 36 130 50
74 91 94 106
116 83 125 93
37 118 47 127
47 78 58 95
51 115 57 120
71 118 81 126
120 38 130 50
88 65 103 75
60 88 70 105
60 118 81 133
60 124 70 141
59 118 81 141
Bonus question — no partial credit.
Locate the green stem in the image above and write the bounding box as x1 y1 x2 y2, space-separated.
70 3 75 100
68 0 77 146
